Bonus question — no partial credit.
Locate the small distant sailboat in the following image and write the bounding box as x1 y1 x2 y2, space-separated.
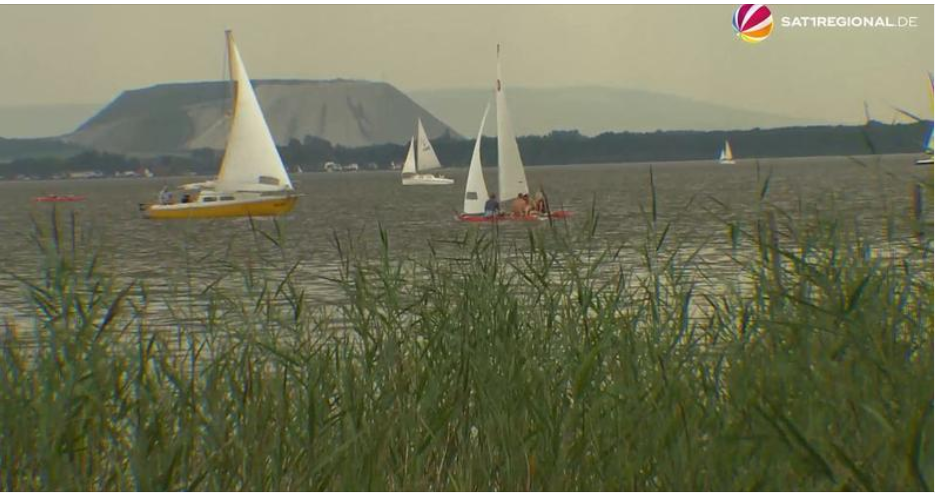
458 45 570 222
718 140 736 164
140 31 297 219
916 127 933 165
401 119 454 185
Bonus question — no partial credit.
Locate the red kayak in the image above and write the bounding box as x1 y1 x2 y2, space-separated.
458 210 573 223
33 195 86 203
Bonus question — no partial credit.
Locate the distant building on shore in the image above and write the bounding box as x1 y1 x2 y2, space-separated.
68 170 104 179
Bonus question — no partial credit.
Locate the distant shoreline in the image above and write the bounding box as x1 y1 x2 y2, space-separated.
0 121 930 180
0 154 926 185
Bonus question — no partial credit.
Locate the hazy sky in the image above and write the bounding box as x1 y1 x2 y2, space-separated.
0 4 931 123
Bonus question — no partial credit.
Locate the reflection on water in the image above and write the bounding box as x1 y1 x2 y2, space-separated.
0 155 930 323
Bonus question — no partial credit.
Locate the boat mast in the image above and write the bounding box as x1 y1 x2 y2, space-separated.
225 30 239 114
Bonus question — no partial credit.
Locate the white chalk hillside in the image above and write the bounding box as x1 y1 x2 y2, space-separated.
66 80 460 154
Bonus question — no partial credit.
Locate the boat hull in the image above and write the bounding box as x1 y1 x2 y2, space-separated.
719 159 736 165
916 157 933 166
457 210 572 223
142 196 298 219
402 174 454 186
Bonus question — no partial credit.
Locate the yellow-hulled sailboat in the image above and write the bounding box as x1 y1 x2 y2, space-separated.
142 30 297 219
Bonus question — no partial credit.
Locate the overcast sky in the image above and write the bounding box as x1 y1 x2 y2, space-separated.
0 4 931 124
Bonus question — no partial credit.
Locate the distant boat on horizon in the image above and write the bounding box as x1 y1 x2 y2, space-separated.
718 140 736 164
916 108 933 165
401 119 453 185
140 30 297 219
33 194 85 203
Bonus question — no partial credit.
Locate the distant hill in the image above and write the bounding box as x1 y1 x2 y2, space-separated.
0 103 102 139
410 87 826 137
65 80 461 154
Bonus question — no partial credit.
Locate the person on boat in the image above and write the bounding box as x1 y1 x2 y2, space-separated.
533 191 547 214
523 194 535 215
511 193 528 217
484 193 500 217
158 186 171 205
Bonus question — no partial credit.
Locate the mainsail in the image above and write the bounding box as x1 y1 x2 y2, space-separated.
416 119 442 171
463 104 491 215
216 31 292 192
495 44 529 201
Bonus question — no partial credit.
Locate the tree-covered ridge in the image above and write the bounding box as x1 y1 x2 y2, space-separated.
1 121 930 179
0 136 85 162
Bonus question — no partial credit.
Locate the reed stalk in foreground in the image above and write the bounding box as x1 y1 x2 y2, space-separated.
0 198 931 491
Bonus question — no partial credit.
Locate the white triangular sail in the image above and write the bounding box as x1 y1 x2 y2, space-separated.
723 141 734 160
216 31 292 192
415 119 442 172
925 127 933 153
463 104 491 215
401 138 417 175
495 45 529 202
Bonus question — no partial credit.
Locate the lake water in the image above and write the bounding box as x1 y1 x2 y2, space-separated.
0 155 930 321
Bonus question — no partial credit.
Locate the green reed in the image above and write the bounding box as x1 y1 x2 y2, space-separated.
0 188 931 491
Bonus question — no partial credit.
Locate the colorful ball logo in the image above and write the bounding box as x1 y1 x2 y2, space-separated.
732 4 774 43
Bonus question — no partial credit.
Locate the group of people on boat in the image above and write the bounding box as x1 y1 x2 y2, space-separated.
158 186 197 205
483 191 548 218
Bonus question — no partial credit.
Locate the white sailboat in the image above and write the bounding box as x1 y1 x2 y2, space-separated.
718 140 736 164
401 119 454 185
142 31 297 219
458 45 570 222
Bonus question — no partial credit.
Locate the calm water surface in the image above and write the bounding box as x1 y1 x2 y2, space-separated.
0 155 930 319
